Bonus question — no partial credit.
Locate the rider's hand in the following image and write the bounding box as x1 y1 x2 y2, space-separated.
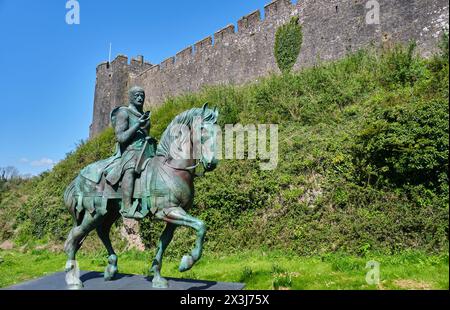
139 115 150 129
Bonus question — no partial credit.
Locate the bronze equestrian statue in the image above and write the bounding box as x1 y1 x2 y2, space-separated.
63 87 219 289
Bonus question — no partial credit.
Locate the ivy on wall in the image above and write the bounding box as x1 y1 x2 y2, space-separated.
274 16 303 73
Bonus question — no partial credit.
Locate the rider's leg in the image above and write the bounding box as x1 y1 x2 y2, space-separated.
120 168 135 217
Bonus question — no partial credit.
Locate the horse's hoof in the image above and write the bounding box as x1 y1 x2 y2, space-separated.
152 276 168 289
65 260 82 289
179 255 194 272
104 265 118 281
67 282 84 290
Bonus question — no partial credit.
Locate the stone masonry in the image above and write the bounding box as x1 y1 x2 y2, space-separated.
89 0 449 137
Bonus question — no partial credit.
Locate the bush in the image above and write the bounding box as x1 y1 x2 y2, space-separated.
354 98 449 190
378 42 426 89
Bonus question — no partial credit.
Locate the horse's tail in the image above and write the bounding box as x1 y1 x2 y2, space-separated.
64 177 78 221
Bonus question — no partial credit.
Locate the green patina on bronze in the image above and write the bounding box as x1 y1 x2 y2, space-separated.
63 87 219 289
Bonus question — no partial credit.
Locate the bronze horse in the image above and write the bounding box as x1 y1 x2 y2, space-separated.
63 104 219 289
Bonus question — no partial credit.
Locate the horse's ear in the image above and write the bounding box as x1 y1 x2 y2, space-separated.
202 102 209 113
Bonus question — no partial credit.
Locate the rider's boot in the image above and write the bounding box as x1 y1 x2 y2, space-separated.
121 198 144 219
120 193 134 218
120 169 145 219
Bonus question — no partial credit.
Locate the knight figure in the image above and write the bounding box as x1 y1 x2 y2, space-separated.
79 86 157 219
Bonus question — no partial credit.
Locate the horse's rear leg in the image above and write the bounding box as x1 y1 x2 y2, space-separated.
155 207 206 273
96 207 120 281
150 223 176 288
64 211 104 289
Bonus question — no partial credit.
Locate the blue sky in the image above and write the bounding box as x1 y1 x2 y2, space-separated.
0 0 273 176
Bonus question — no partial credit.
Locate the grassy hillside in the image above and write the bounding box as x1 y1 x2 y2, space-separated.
0 39 448 259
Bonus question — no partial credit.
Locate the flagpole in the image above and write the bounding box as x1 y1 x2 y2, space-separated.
108 42 112 64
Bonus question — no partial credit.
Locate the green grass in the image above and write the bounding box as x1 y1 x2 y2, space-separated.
0 249 447 290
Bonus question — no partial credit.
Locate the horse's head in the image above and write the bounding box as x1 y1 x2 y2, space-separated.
196 103 219 172
156 103 220 173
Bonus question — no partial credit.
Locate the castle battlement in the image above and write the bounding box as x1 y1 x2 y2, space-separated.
90 0 449 138
194 36 213 55
176 46 193 63
264 0 292 19
238 10 262 32
161 56 175 70
96 61 109 72
214 24 235 46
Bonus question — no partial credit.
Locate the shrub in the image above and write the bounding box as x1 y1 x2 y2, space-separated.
378 42 426 88
354 98 448 191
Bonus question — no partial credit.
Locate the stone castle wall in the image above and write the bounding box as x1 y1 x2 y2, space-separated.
90 0 449 137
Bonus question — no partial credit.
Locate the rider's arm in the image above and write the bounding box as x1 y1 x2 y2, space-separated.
114 109 140 144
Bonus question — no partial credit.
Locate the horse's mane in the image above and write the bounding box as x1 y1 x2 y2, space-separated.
156 107 217 157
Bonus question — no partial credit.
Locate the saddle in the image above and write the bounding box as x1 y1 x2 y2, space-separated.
75 157 154 220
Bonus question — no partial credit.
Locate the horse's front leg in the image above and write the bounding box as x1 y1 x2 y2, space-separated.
155 207 206 273
150 223 176 288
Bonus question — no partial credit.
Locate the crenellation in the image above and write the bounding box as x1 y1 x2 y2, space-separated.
214 24 235 45
264 0 292 19
238 10 261 32
96 62 109 72
90 0 449 138
112 54 128 65
176 46 193 63
130 55 144 66
161 57 175 70
194 36 213 54
130 59 140 67
130 56 153 76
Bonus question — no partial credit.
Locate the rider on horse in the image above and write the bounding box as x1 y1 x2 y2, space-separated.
65 101 219 289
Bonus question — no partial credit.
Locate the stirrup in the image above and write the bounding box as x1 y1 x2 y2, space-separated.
120 200 144 219
121 210 145 219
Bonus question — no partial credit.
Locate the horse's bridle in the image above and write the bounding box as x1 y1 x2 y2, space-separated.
163 157 201 173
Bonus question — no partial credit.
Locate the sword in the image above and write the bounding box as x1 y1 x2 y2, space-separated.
135 137 150 175
134 111 151 174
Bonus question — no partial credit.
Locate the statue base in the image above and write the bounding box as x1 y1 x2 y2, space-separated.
6 271 245 290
